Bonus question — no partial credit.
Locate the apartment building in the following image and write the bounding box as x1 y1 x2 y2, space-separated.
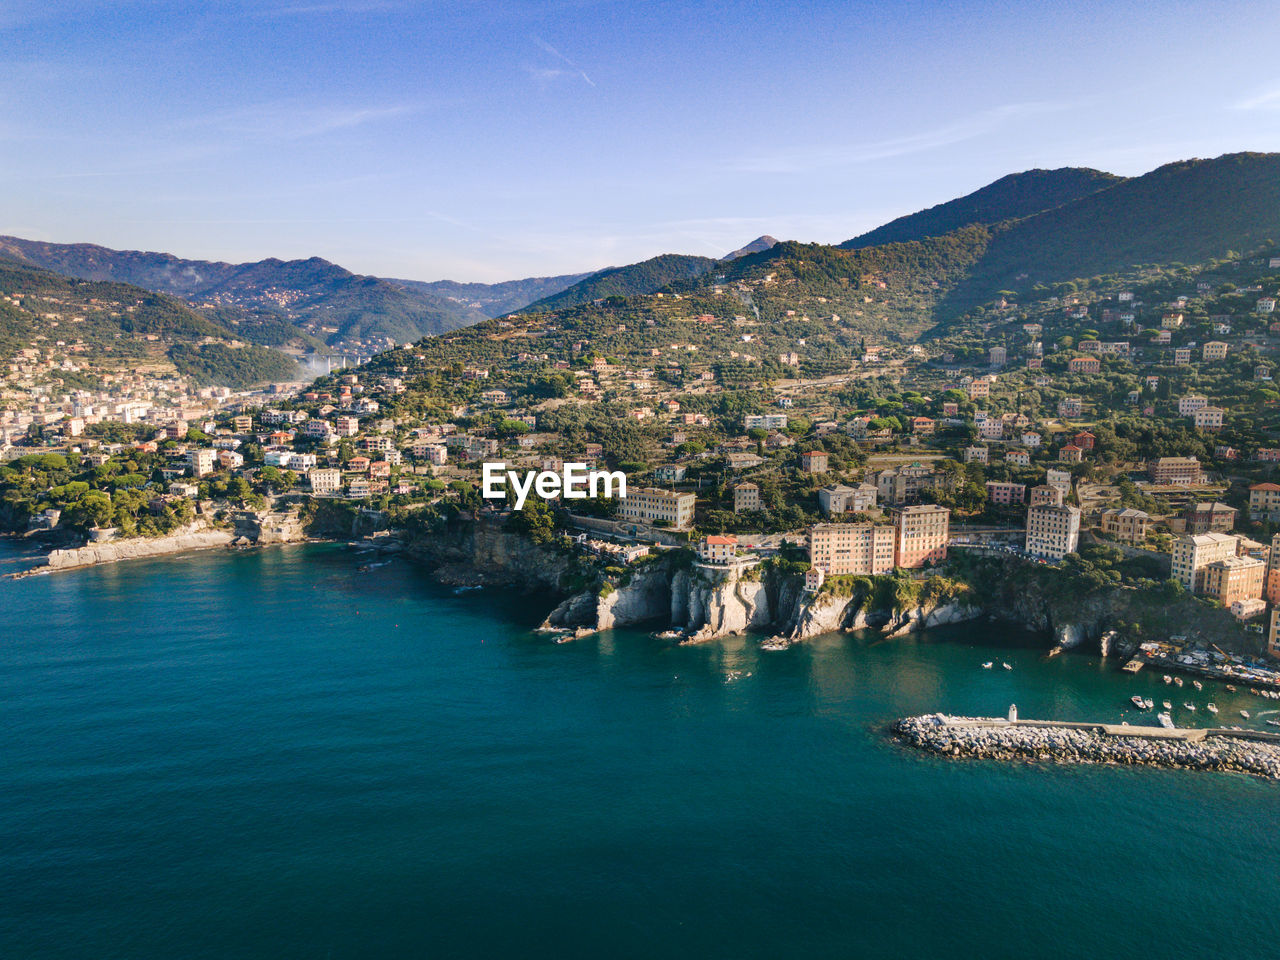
892 505 950 569
1149 457 1202 485
807 523 895 575
308 468 343 495
1201 555 1264 607
817 483 878 516
1030 484 1064 507
985 481 1026 505
733 483 760 514
1182 501 1236 534
1249 482 1280 522
1170 532 1240 592
875 462 936 505
1100 508 1151 543
1024 503 1081 560
617 488 696 528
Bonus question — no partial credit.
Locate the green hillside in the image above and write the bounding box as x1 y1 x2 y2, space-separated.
522 254 719 312
398 272 592 317
841 167 1124 249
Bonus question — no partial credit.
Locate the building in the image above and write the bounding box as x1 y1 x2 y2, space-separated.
817 483 878 516
804 567 825 592
1193 406 1225 430
733 482 760 514
1231 598 1267 621
892 505 949 569
1068 356 1100 374
1203 341 1228 360
697 535 739 563
1059 444 1084 463
807 523 895 575
1005 449 1031 467
1030 484 1064 507
1170 532 1240 592
187 448 216 478
1100 508 1150 543
800 451 829 474
874 462 936 505
617 487 696 529
985 481 1026 505
653 464 687 482
1270 608 1280 658
1178 395 1208 415
1182 501 1237 534
744 414 787 431
308 468 343 495
1174 347 1192 365
989 345 1007 367
1249 482 1280 522
1071 431 1095 451
1024 503 1081 560
963 445 988 464
1045 468 1072 496
1057 397 1083 418
1201 555 1265 607
1149 457 1202 485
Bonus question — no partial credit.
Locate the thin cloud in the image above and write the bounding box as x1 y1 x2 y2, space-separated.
531 34 595 87
258 0 404 15
178 101 419 141
1233 84 1280 111
729 102 1072 174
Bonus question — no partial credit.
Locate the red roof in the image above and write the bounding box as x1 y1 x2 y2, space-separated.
705 535 738 545
1251 482 1280 491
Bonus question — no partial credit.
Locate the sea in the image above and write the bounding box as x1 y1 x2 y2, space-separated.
2 539 1279 959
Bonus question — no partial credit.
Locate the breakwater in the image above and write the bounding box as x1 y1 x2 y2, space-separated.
893 714 1280 779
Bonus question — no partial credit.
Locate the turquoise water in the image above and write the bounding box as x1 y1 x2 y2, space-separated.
3 541 1280 959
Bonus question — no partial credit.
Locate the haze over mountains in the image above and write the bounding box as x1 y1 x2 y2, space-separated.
3 150 1279 388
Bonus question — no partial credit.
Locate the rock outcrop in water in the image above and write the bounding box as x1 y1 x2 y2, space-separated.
41 523 235 571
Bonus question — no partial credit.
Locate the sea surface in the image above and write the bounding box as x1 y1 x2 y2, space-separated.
3 540 1280 960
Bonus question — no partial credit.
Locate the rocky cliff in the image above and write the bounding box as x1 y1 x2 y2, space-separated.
403 512 575 592
41 523 234 571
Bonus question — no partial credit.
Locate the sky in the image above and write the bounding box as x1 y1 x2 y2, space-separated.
3 0 1280 283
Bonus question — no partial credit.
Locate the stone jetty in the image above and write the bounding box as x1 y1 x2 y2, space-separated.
893 713 1280 779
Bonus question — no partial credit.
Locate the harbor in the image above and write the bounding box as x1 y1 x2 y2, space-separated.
894 712 1280 779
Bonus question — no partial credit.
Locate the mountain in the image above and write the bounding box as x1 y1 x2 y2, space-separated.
396 273 593 318
841 167 1124 249
521 253 720 313
0 257 301 387
722 235 779 261
0 237 486 347
938 151 1280 313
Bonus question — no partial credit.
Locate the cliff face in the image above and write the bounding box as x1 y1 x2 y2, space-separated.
404 513 573 592
42 523 234 571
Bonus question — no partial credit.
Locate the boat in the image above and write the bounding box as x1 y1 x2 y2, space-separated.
1206 703 1218 714
1226 685 1237 692
982 662 993 669
653 629 684 640
1130 695 1147 709
1241 710 1251 719
1193 680 1203 691
1267 720 1280 728
1002 662 1012 670
452 584 482 595
1163 674 1172 684
1184 702 1196 711
1144 699 1154 709
1163 700 1172 710
1174 677 1184 687
1157 712 1175 729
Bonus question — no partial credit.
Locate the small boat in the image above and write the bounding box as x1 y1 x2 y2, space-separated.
1184 702 1196 711
1144 699 1154 709
982 662 993 669
1226 685 1237 692
1002 662 1012 671
1206 703 1218 714
1130 695 1147 709
452 584 482 595
1193 680 1203 691
1174 677 1184 687
1267 720 1280 727
1163 675 1172 684
1157 713 1175 729
1163 700 1172 710
654 629 684 640
1241 710 1251 719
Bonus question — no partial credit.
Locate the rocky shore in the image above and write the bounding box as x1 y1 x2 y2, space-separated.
893 713 1280 779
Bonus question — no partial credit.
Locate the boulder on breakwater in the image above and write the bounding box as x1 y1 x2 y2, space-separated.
892 713 1280 779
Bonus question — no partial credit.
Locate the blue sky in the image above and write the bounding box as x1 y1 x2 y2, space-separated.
3 0 1280 281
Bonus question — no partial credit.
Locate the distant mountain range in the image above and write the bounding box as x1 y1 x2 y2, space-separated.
4 151 1279 366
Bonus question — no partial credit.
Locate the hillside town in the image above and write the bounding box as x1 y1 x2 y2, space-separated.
7 245 1280 655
